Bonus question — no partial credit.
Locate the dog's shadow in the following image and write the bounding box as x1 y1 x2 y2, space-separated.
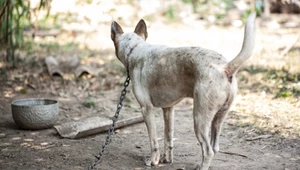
134 162 197 170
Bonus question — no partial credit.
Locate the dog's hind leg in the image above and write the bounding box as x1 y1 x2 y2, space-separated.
161 107 174 163
210 102 232 154
141 105 160 166
211 87 235 154
193 89 217 170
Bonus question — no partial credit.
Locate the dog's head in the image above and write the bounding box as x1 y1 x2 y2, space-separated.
111 19 148 64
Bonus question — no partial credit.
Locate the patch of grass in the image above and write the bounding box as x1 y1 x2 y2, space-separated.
276 87 293 98
267 69 300 83
241 66 300 98
22 40 78 56
37 42 77 51
242 65 268 75
267 69 300 98
215 13 226 20
37 16 61 30
144 15 154 22
82 97 95 109
86 0 93 4
127 0 134 5
164 6 177 21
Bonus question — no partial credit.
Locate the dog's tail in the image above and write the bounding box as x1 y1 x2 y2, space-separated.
225 13 256 77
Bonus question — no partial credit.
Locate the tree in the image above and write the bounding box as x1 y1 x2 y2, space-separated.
0 0 51 64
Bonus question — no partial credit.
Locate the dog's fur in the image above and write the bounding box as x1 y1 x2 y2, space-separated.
111 13 256 170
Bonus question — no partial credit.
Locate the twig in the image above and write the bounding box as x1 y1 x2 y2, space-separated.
245 134 272 141
41 144 57 150
26 83 36 90
219 151 248 158
279 33 300 58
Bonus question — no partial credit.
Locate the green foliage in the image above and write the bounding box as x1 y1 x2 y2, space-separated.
220 0 233 10
267 69 300 98
215 13 226 20
20 88 27 94
165 6 177 21
181 0 193 3
181 0 207 13
0 0 51 63
244 65 268 75
242 66 300 98
83 97 96 109
242 1 263 21
86 0 93 4
181 0 233 14
144 15 153 22
276 88 293 98
267 69 300 82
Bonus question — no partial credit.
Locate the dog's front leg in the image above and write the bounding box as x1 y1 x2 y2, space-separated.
161 107 174 163
131 69 160 166
141 106 160 166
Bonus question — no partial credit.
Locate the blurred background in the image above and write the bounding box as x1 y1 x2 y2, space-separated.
0 0 299 136
0 1 300 170
0 0 300 136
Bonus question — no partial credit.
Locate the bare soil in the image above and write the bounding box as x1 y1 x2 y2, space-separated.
1 16 300 170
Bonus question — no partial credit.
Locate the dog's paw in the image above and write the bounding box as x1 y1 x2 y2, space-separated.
213 144 219 154
151 151 160 166
195 164 201 170
145 151 161 166
195 164 210 170
160 154 173 164
159 158 173 164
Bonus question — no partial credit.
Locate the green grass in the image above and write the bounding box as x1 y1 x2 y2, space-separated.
164 6 178 21
240 66 300 98
82 97 96 109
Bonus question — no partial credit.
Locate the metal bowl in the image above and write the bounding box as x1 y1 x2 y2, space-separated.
11 98 59 130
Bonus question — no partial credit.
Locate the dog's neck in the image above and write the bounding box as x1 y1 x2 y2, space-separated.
126 43 139 60
123 41 141 71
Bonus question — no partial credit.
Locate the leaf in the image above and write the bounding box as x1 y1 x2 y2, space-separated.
20 88 27 94
276 88 293 98
59 92 68 98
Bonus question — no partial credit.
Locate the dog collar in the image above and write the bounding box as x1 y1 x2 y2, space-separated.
125 43 140 72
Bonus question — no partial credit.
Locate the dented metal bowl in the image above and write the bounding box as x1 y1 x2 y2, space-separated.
11 98 59 130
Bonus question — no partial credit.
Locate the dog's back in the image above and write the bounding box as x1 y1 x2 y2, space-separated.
130 45 230 107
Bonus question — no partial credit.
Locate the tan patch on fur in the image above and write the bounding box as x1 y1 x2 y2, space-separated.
224 68 233 83
113 39 119 59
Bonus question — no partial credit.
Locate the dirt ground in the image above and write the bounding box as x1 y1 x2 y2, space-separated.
1 14 300 170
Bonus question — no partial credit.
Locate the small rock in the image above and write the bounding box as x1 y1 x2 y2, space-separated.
145 157 151 167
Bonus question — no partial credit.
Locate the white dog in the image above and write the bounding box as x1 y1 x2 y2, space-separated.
111 13 256 170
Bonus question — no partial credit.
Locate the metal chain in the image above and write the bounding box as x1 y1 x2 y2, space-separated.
88 74 131 170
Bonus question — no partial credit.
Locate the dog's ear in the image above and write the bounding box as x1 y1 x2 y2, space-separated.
134 19 148 40
111 21 124 41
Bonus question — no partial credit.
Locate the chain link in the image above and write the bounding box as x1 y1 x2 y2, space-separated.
88 74 131 170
